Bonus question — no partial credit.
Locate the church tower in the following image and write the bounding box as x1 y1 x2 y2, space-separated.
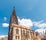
8 7 34 40
8 7 18 40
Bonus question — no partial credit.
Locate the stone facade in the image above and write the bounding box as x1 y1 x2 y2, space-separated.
12 24 33 40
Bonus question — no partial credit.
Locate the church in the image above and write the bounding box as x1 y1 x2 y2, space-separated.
8 7 41 40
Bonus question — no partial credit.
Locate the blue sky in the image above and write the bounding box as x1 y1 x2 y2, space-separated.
0 0 46 36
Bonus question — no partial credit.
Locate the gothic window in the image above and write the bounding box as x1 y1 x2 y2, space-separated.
16 36 17 39
16 29 19 34
26 31 29 38
23 30 25 35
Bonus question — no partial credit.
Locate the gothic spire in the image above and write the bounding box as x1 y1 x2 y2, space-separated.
10 7 18 25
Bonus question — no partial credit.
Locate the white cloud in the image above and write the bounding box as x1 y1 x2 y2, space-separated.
2 17 9 27
18 18 46 29
4 17 7 21
2 23 9 27
33 20 46 36
35 29 46 34
33 20 46 28
0 35 8 38
18 18 33 28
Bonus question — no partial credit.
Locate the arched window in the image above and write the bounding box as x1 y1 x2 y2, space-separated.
16 29 19 34
26 30 29 38
23 30 25 34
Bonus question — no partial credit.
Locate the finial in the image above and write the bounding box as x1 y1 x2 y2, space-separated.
13 6 15 9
